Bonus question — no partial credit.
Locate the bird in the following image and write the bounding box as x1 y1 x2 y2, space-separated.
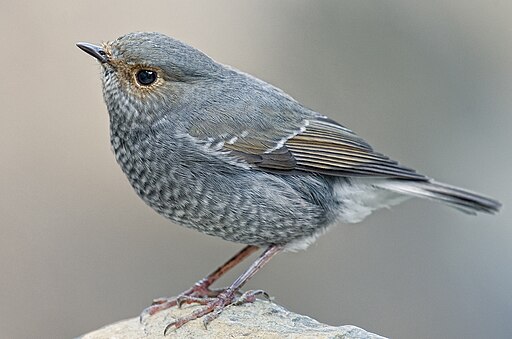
77 32 501 332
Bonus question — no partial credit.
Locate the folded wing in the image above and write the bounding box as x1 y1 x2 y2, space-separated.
189 115 427 180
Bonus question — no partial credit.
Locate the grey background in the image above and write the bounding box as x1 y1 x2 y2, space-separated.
1 1 510 338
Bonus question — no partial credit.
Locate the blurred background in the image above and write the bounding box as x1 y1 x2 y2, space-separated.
1 1 511 338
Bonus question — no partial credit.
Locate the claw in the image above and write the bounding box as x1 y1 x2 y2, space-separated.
261 291 271 301
234 289 272 305
163 320 177 335
139 308 150 324
202 307 222 329
151 297 168 305
175 295 187 308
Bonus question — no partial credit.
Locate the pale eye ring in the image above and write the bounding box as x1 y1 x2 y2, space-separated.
136 69 157 86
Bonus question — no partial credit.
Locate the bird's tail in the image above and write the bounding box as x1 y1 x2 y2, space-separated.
379 180 501 215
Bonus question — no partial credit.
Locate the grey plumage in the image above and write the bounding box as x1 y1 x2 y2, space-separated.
85 32 500 249
77 32 502 329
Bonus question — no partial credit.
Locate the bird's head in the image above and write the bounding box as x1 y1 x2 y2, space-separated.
77 32 222 131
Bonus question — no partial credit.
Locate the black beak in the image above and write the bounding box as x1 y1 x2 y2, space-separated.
76 42 109 63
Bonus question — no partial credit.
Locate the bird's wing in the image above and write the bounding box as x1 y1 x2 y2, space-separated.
188 115 427 180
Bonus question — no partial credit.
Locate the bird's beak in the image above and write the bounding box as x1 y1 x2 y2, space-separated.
76 42 109 63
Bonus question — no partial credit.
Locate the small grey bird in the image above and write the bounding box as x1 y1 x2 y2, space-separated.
77 32 501 331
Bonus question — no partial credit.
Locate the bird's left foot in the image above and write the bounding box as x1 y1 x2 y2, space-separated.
163 288 270 334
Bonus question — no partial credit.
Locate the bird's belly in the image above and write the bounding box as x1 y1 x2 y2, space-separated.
120 157 329 246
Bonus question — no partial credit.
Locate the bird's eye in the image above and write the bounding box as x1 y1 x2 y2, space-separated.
136 69 157 86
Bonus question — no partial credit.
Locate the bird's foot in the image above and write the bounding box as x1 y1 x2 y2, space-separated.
139 279 222 322
163 288 270 334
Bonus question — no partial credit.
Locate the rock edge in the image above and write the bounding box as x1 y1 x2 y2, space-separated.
78 300 387 339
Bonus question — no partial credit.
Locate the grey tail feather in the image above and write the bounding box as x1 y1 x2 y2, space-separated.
379 180 501 215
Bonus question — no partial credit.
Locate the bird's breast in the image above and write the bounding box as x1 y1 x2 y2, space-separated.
109 130 332 246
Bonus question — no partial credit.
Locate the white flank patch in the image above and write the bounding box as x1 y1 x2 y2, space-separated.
286 179 412 252
334 179 410 224
284 225 333 252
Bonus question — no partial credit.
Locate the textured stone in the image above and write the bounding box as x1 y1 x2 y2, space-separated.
79 300 386 339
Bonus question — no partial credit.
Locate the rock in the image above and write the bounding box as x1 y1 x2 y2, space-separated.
78 300 386 339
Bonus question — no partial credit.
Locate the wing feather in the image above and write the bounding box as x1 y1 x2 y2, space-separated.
190 114 426 180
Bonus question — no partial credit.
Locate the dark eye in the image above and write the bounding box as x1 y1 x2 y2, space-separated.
136 69 157 86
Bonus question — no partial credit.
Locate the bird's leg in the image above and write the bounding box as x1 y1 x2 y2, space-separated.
140 245 258 321
164 245 283 333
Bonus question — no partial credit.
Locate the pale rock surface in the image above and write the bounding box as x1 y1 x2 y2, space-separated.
79 300 387 339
